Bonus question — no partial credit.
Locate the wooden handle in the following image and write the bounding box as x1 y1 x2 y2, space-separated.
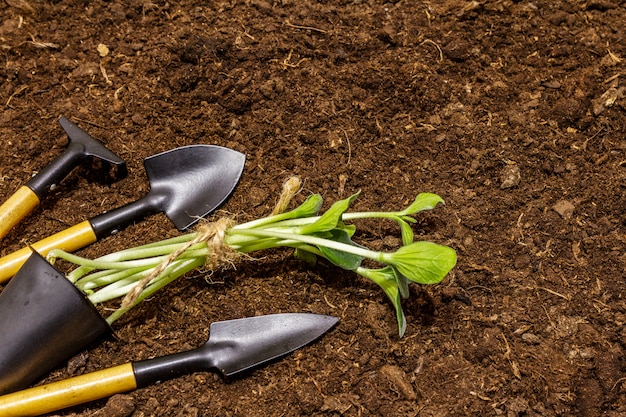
0 186 40 240
0 363 137 416
0 220 97 283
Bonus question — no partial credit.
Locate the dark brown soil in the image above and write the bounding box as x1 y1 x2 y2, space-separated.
1 0 625 416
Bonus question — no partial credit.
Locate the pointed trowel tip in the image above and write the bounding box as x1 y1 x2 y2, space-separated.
206 313 339 378
320 315 339 333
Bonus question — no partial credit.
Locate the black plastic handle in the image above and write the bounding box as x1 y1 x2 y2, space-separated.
88 193 166 239
133 348 214 388
27 141 90 199
27 117 126 199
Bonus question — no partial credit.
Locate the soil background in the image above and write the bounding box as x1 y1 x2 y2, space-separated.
1 0 626 416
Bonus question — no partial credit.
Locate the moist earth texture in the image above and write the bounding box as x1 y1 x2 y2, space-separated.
1 1 625 416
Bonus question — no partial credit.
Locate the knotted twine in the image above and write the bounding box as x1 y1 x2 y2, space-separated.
120 176 302 309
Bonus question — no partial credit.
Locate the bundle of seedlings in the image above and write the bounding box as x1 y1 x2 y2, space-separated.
48 177 457 337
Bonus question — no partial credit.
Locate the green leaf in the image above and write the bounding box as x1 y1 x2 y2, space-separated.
398 219 414 246
399 193 445 216
316 229 364 271
289 194 324 218
239 194 324 231
357 266 407 337
336 221 356 237
383 241 457 284
391 266 411 299
299 192 360 235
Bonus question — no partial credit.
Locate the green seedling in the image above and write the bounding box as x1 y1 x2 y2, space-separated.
48 183 456 337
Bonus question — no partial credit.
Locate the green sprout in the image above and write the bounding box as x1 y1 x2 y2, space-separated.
48 186 456 337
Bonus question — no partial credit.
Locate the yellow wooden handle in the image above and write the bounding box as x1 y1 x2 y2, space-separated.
0 220 97 283
0 363 137 416
0 186 40 240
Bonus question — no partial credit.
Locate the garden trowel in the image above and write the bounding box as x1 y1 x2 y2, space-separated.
0 313 339 416
0 117 126 240
0 145 245 283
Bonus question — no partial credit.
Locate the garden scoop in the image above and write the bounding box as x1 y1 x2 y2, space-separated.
0 313 338 416
0 117 127 240
0 145 245 283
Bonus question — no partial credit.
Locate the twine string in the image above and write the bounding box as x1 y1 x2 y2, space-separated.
120 176 301 310
120 217 234 308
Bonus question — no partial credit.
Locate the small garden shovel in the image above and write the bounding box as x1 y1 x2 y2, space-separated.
0 313 338 416
0 117 126 240
0 145 245 283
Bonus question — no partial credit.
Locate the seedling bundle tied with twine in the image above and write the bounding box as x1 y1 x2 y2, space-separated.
49 177 457 337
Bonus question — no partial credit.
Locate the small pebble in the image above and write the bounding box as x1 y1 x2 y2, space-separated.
131 113 147 126
66 352 88 376
552 200 575 219
144 397 159 413
92 394 135 417
171 296 186 312
55 134 69 148
71 62 99 78
500 165 521 189
97 43 109 57
522 333 541 345
380 364 417 400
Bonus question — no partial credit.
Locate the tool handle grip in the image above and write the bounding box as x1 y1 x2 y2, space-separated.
26 142 85 200
0 186 40 241
0 363 137 417
89 194 160 239
26 117 127 199
0 220 97 283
